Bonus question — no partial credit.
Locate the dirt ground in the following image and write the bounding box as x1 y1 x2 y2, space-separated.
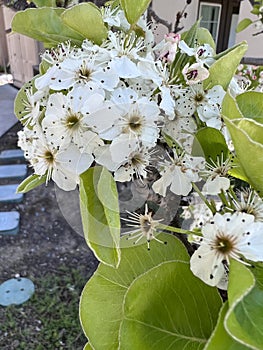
0 123 98 282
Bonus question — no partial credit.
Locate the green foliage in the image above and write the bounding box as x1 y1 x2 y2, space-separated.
120 0 151 25
204 42 248 90
79 167 121 268
204 303 250 350
12 8 84 47
17 174 47 193
80 234 222 349
225 260 263 349
236 18 253 33
192 127 229 163
32 0 57 6
222 92 263 194
61 3 108 45
236 91 263 123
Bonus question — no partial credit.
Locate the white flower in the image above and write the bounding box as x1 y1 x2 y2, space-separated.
230 188 263 222
106 31 145 78
163 115 197 153
152 150 205 196
36 55 119 92
23 128 93 191
19 87 43 127
179 40 215 66
122 204 165 250
182 62 209 85
190 212 263 289
175 82 225 128
86 87 162 162
42 87 104 152
202 154 232 195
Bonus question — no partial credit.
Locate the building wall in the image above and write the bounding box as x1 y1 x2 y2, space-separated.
235 0 263 59
152 0 263 60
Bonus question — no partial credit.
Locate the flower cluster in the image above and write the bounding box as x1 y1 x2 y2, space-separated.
16 4 263 290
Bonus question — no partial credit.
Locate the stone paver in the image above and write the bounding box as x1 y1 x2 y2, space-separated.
0 149 25 164
0 211 20 235
0 164 27 180
0 184 23 203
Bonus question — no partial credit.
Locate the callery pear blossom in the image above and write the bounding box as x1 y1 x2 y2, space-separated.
190 212 263 289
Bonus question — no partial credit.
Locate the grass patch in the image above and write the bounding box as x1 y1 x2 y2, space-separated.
0 267 88 349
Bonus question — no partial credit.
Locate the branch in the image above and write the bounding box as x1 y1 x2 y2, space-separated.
148 7 173 32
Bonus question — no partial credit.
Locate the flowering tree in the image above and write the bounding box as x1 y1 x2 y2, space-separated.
12 0 263 349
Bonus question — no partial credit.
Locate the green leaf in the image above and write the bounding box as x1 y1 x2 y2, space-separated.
14 76 38 124
204 42 248 90
236 91 263 123
119 261 222 350
83 343 93 350
192 127 229 163
196 27 216 51
223 116 263 194
205 302 250 350
120 0 151 25
12 8 84 47
80 234 190 350
17 174 47 193
61 3 108 44
236 18 253 33
222 91 243 120
225 260 263 350
79 167 121 268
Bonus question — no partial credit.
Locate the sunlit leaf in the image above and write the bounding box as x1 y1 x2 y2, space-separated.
192 127 229 163
119 261 222 349
61 3 108 44
225 260 263 350
80 234 190 350
79 167 121 268
205 302 250 350
12 8 84 47
204 42 248 90
120 0 151 25
236 18 253 33
236 91 263 123
16 174 47 193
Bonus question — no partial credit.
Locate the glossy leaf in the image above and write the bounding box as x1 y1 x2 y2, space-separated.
236 18 253 33
12 8 84 47
192 127 229 163
196 27 216 50
16 174 47 193
225 260 263 350
223 116 263 194
222 92 243 120
120 0 151 25
79 167 121 268
204 42 248 90
236 91 263 123
205 302 250 350
61 3 108 44
119 261 222 350
80 234 190 350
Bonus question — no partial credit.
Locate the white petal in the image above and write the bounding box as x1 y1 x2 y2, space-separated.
190 245 225 287
202 177 230 195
